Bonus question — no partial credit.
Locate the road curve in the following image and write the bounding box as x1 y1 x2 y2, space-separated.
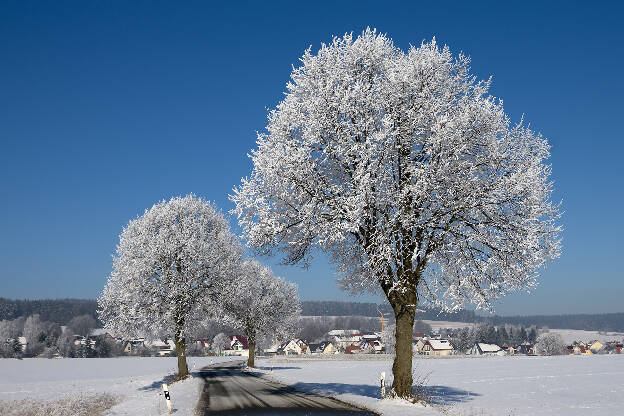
195 360 376 415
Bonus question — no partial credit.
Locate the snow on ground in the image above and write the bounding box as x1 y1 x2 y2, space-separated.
548 328 624 345
3 354 623 415
255 354 624 416
0 356 238 415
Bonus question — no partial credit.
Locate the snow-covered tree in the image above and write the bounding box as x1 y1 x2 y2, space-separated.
528 327 538 344
68 315 96 338
211 332 230 355
221 259 300 367
0 317 24 340
98 195 241 378
232 29 561 397
22 314 46 356
56 328 75 358
497 326 509 346
535 332 565 356
453 327 473 353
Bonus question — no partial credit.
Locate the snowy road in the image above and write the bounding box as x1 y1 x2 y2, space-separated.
195 360 376 415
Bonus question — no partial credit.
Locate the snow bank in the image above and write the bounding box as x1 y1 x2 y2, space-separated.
255 354 624 415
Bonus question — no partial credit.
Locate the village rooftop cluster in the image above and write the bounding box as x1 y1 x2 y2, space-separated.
5 315 622 359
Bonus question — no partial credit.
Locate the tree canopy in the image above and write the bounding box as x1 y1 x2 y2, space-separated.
233 29 561 397
98 194 241 377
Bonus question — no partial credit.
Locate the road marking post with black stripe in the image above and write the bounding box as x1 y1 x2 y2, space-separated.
162 383 173 413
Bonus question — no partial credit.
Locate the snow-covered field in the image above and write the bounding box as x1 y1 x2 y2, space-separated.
0 356 238 415
422 320 475 331
2 354 623 415
256 354 624 415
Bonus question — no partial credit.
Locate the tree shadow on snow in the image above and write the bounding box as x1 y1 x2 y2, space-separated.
138 374 176 391
254 366 302 371
423 385 480 405
263 382 479 405
267 382 380 399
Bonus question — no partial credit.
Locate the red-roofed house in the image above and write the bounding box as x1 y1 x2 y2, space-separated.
224 335 249 357
345 344 361 354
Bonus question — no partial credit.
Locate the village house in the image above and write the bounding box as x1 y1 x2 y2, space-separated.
360 339 385 354
605 341 624 354
568 343 589 355
414 338 454 356
588 340 603 354
327 330 363 350
149 339 176 356
278 339 306 355
516 343 535 355
123 338 146 354
422 339 454 356
469 343 501 356
345 344 361 354
224 335 249 357
307 341 336 355
500 345 516 355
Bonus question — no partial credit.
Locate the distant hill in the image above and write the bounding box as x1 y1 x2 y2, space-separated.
2 298 623 332
301 300 480 323
487 313 624 333
0 298 99 325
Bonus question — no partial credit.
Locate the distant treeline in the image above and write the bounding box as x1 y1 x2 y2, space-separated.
0 298 100 326
2 298 623 332
301 300 480 322
300 301 624 332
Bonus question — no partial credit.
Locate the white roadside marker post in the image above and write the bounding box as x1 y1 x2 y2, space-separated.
162 383 173 413
380 371 386 398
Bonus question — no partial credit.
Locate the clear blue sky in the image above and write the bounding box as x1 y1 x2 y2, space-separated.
1 1 622 315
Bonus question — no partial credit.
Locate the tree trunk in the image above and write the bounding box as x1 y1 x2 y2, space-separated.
247 337 255 368
174 335 189 379
389 297 416 398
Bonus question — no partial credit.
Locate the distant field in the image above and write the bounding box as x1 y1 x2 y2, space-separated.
549 328 624 344
422 320 475 330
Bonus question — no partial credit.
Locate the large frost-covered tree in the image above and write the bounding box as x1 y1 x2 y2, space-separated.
232 29 561 398
98 195 241 378
221 259 300 367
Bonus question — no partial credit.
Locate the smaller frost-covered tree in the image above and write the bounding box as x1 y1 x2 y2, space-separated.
56 328 75 358
211 332 230 355
68 315 96 338
221 259 300 367
453 327 474 353
535 332 565 356
22 315 46 356
528 327 538 344
98 195 241 378
0 317 24 340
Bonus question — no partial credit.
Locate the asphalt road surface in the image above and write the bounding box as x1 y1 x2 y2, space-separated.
196 360 377 415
